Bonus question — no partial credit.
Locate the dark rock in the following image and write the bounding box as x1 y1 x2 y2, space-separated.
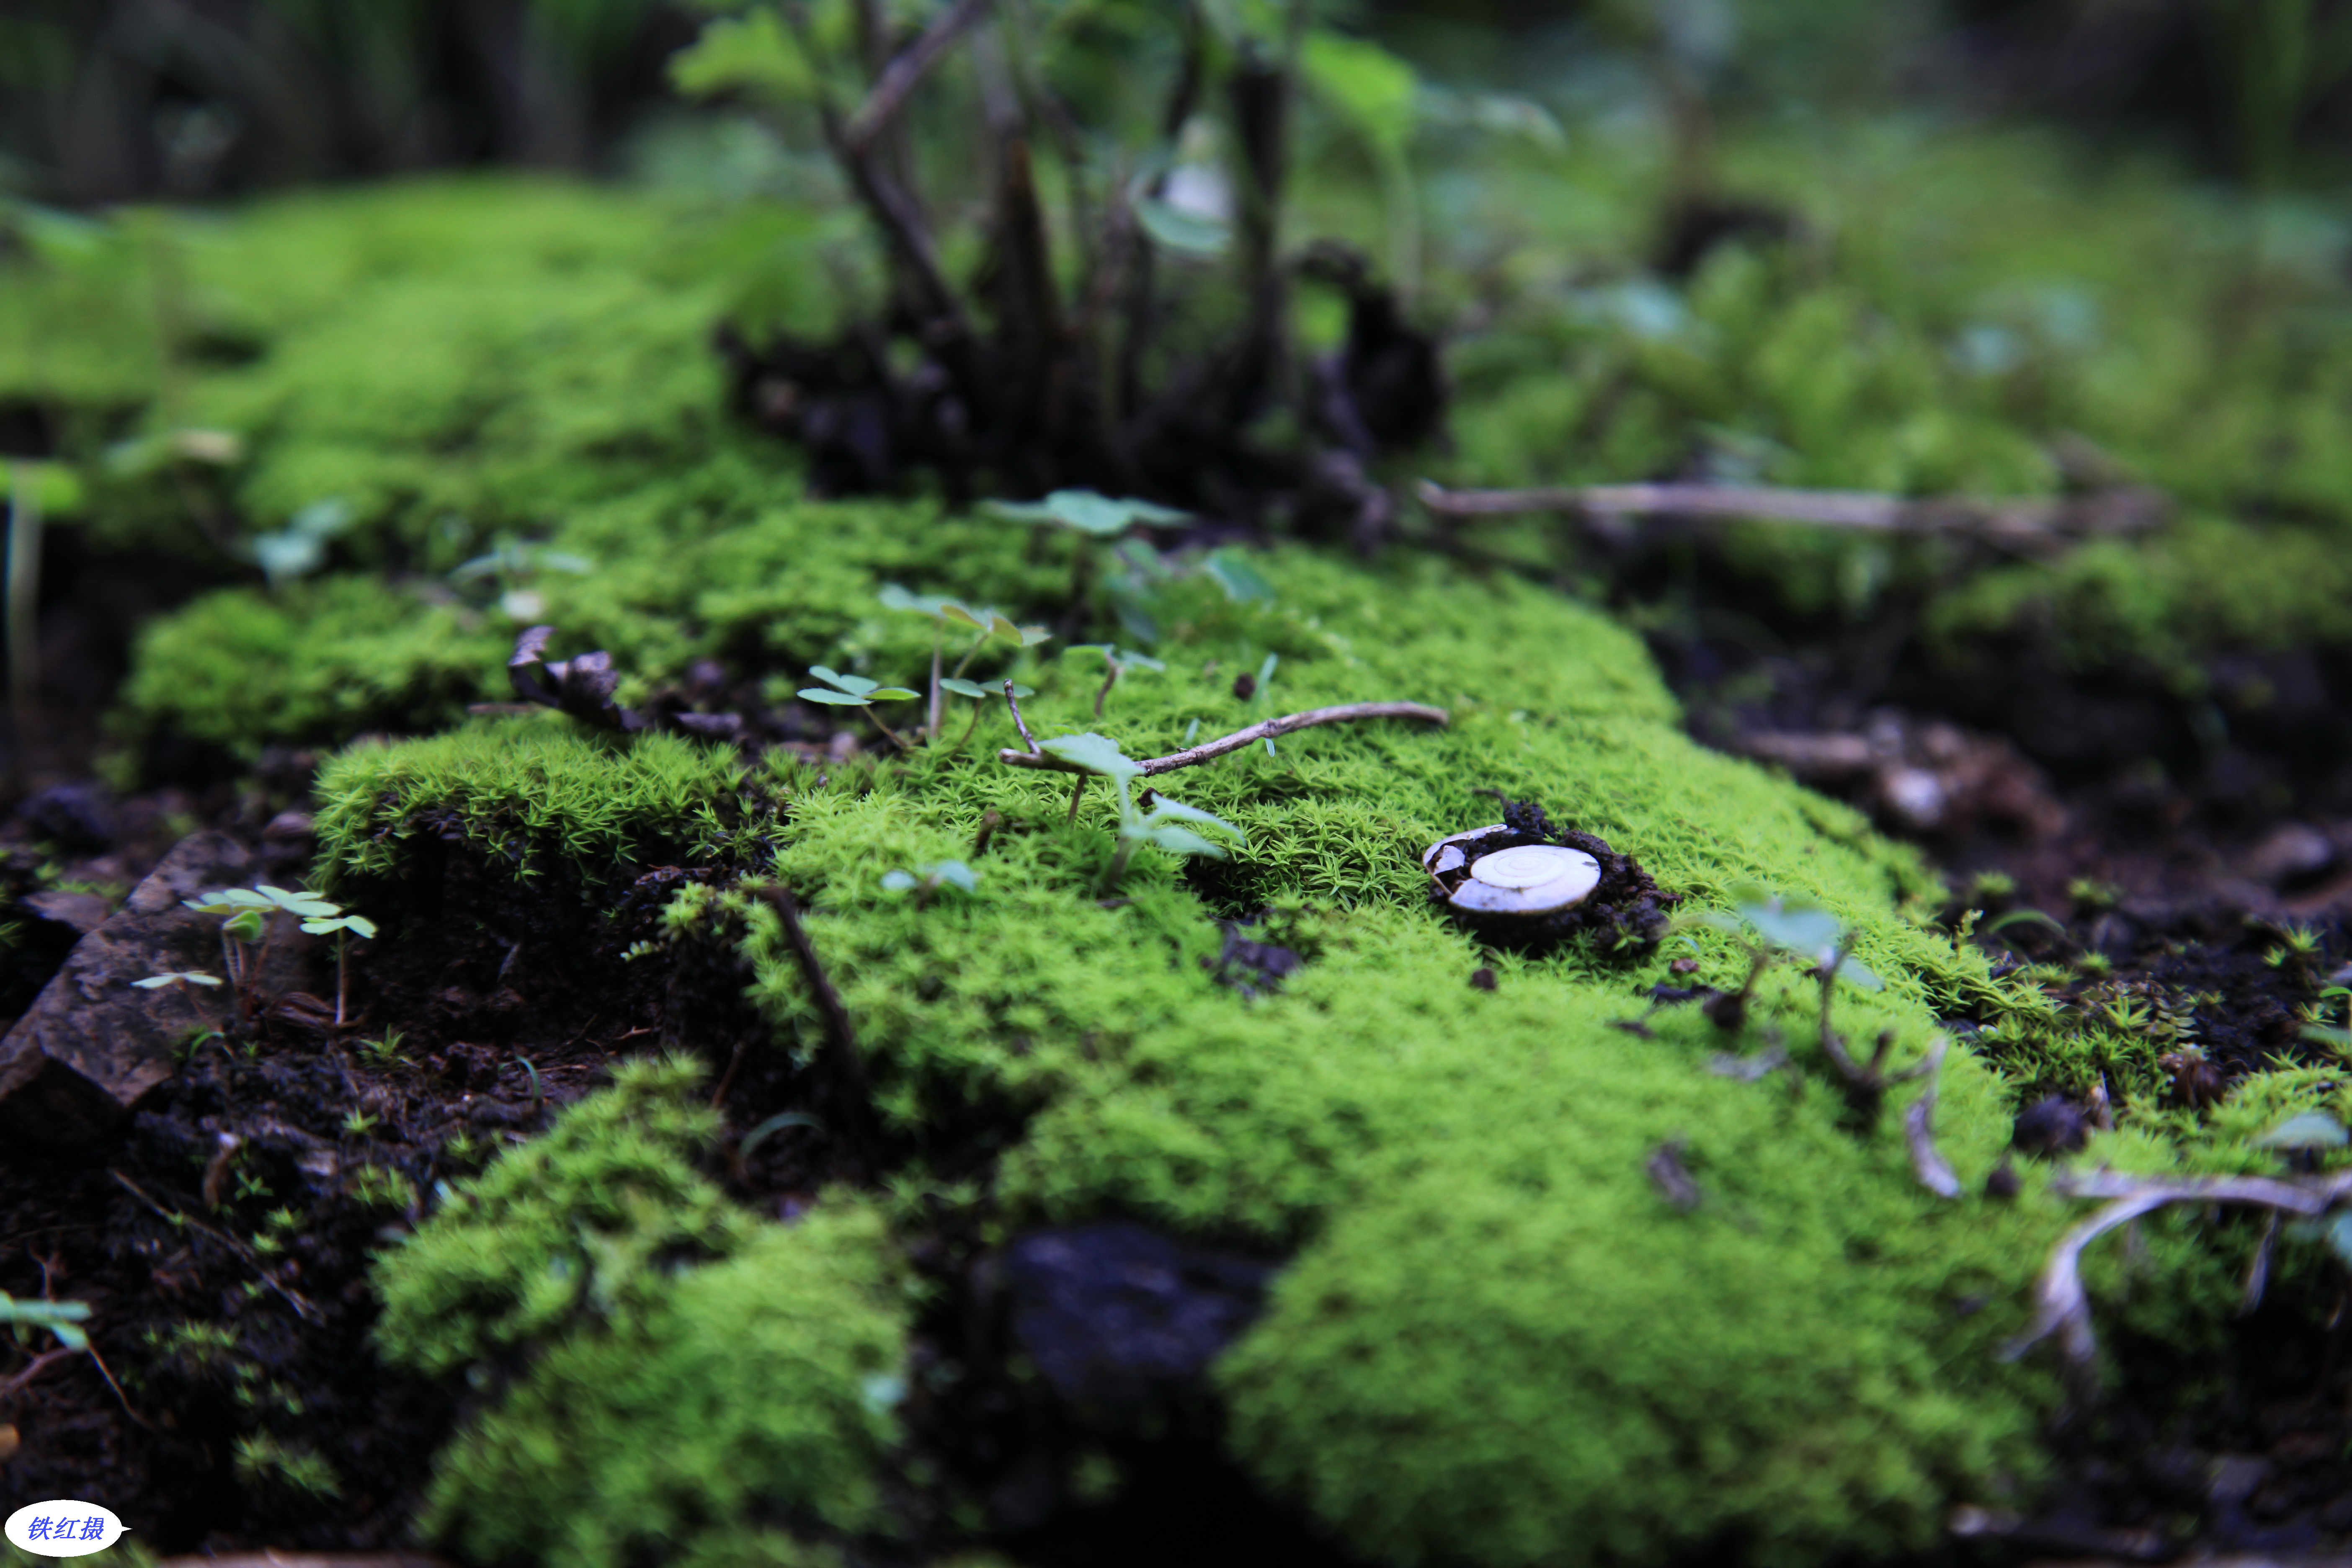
0 833 271 1148
2012 1095 2091 1158
1208 921 1303 999
24 889 110 935
18 781 115 851
1003 1221 1279 1424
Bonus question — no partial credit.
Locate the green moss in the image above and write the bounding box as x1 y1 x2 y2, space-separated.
418 1200 908 1568
114 574 502 761
313 721 758 886
373 1055 749 1375
331 528 2085 1563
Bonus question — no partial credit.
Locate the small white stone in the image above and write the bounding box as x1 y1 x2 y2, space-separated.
1422 824 1508 876
1449 844 1602 916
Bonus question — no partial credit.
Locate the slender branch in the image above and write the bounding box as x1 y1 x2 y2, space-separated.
2010 1169 2352 1372
1901 1038 1960 1199
1416 479 2166 544
1004 678 1040 753
108 1169 321 1323
750 884 871 1107
843 0 995 160
997 701 1449 779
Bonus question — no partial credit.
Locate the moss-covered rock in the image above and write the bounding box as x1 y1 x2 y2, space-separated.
334 525 2082 1565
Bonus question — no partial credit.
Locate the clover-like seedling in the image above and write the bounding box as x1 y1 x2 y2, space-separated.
451 536 595 621
300 912 378 1026
1068 644 1166 717
877 585 1053 740
799 665 922 750
0 1288 90 1353
134 970 223 992
983 489 1191 537
1034 731 1243 891
881 860 980 906
938 676 1036 752
248 497 353 590
184 885 337 991
984 489 1192 616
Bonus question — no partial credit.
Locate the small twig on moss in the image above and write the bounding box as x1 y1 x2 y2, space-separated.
1901 1038 1960 1199
997 701 1448 779
843 0 997 159
108 1169 320 1324
1004 678 1041 753
1416 479 2166 549
2011 1168 2352 1378
750 884 874 1142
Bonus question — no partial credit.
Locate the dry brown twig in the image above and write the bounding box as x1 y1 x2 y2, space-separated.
2009 1168 2352 1377
996 700 1450 779
1416 479 2166 553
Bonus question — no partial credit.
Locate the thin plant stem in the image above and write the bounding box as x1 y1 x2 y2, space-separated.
7 465 41 742
997 701 1447 778
1005 679 1041 753
952 629 990 678
1093 660 1119 716
862 701 915 751
1066 776 1087 824
952 701 986 754
335 932 348 1028
928 627 944 739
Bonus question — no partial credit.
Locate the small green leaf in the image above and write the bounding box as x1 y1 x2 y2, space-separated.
1737 897 1843 958
135 971 222 989
738 1110 823 1160
939 678 991 700
1838 958 1885 993
809 665 877 696
940 603 991 630
343 915 378 939
224 909 266 942
984 490 1190 537
1039 732 1145 780
880 870 917 893
2254 1111 2349 1150
1986 908 2067 937
880 583 966 619
1131 823 1230 858
1203 550 1274 602
1134 197 1233 257
865 686 921 701
185 888 274 912
1140 795 1244 842
2302 1024 2352 1050
258 885 340 918
47 1320 88 1351
2326 1211 2352 1272
925 860 980 894
799 689 869 706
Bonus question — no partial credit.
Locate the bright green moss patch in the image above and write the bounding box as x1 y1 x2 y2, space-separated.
418 1201 908 1568
115 575 503 761
374 1055 751 1375
313 721 759 885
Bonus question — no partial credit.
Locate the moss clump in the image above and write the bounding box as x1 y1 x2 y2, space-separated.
313 720 762 887
115 575 503 762
418 1201 908 1568
373 1055 750 1375
329 524 2079 1563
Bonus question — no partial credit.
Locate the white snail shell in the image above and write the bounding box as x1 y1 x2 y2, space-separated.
1425 833 1602 917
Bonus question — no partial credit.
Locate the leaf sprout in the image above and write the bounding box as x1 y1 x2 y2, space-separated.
134 970 224 991
1067 643 1166 717
1033 731 1244 892
798 665 923 750
880 860 980 905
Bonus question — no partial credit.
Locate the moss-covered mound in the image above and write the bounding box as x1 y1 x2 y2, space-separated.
328 522 2099 1566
